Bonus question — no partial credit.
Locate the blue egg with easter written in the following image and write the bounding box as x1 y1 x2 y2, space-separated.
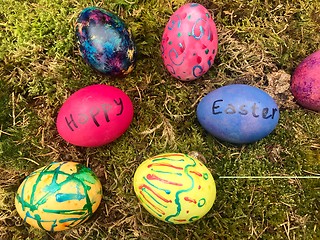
76 7 136 76
196 84 280 144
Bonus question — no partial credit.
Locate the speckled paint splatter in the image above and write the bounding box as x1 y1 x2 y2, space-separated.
76 7 136 76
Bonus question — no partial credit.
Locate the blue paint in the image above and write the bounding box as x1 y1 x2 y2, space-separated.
192 18 205 40
55 192 85 202
192 65 203 78
55 185 85 202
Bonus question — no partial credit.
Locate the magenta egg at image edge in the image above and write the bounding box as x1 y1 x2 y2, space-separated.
56 84 134 147
290 50 320 111
161 3 218 81
196 84 280 144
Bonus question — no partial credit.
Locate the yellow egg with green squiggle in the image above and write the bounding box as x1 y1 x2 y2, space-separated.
15 162 102 231
133 153 216 224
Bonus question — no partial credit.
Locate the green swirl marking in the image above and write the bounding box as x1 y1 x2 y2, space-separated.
16 162 101 231
189 216 200 222
198 198 206 207
165 154 196 223
203 173 209 180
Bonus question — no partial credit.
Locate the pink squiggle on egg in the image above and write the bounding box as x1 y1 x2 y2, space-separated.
146 174 183 186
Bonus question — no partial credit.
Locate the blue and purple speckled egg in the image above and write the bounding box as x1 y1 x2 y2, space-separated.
76 7 136 76
197 84 280 144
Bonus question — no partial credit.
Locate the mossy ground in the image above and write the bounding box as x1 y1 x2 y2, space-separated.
0 0 319 239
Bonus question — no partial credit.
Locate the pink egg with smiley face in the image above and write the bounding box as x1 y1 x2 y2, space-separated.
56 84 134 147
161 3 218 81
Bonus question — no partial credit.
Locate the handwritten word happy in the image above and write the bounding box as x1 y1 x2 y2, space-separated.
64 98 124 131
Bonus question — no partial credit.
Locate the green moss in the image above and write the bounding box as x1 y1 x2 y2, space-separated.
0 0 319 239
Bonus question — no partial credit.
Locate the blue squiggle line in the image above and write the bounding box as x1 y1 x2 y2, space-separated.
192 18 206 40
169 48 185 66
168 15 181 30
193 65 203 78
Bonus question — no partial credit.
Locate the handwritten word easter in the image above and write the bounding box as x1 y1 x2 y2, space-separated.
65 98 124 131
212 99 278 119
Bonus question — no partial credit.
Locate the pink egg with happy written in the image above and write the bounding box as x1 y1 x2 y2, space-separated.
56 84 134 147
161 3 218 81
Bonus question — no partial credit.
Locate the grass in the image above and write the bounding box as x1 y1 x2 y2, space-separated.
0 0 319 239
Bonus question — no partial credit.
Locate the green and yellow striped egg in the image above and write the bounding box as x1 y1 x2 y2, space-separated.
133 153 216 224
15 162 102 231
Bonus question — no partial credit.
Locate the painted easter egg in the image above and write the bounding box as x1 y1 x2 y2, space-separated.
290 50 320 111
56 84 134 147
197 84 280 144
15 162 102 231
161 3 218 81
133 153 216 224
76 7 136 76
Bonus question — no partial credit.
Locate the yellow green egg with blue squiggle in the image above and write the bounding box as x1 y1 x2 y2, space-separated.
15 162 102 231
133 153 216 224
